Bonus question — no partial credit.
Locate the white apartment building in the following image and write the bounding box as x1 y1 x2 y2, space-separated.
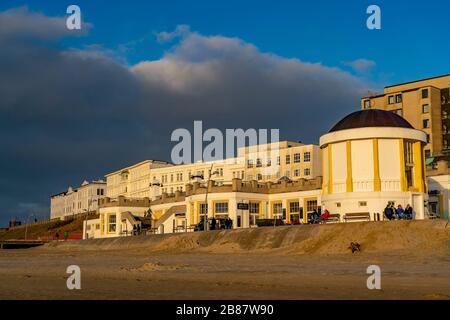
105 141 322 200
50 180 107 220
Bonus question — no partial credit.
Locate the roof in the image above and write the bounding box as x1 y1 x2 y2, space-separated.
105 159 173 177
384 73 450 89
329 109 414 133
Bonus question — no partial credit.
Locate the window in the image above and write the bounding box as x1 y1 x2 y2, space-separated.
285 155 291 164
266 158 272 167
423 119 430 128
170 174 174 182
395 94 402 103
426 134 430 143
304 152 311 162
272 203 283 217
249 202 260 214
256 158 262 167
289 201 300 213
257 173 263 180
336 202 341 208
388 95 394 104
425 150 431 158
276 156 280 166
306 200 318 212
294 153 301 163
199 203 208 217
247 159 254 168
96 224 100 230
422 89 429 99
215 202 228 214
404 141 414 188
364 100 371 109
358 201 367 207
422 104 429 113
392 109 403 117
304 168 311 176
249 202 260 226
108 214 116 233
294 169 300 177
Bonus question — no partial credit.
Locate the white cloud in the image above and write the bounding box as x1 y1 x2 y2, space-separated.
156 24 191 43
342 58 376 75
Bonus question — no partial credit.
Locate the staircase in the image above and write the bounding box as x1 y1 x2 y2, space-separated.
153 205 186 230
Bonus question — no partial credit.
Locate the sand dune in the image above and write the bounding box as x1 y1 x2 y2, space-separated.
50 220 450 256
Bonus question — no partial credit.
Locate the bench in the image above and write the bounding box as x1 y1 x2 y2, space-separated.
343 212 370 222
174 226 186 233
320 214 341 224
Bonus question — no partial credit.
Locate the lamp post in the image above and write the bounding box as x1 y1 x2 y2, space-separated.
24 213 35 240
192 164 219 232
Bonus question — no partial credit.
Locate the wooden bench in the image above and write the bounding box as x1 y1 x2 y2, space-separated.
174 226 186 233
320 214 341 224
343 212 370 222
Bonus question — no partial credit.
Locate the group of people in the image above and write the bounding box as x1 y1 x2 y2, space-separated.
384 203 413 220
309 209 330 224
210 217 233 230
197 217 233 231
132 224 142 235
54 231 69 241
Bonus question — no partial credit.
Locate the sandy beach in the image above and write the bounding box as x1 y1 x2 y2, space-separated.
1 220 449 300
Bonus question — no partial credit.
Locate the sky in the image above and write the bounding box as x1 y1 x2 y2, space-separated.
1 0 450 225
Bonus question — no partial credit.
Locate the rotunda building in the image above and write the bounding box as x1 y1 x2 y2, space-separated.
320 109 428 220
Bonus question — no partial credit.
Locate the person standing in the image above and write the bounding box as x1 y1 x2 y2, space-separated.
211 217 216 230
63 230 69 241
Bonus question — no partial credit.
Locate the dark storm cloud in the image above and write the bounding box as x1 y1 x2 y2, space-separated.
0 10 371 224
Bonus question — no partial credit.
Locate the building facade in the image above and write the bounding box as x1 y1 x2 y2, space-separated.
50 180 106 220
320 109 428 219
361 74 450 219
84 177 323 239
105 141 322 200
361 74 450 158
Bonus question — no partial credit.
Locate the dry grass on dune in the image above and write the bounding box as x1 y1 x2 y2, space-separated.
49 220 450 256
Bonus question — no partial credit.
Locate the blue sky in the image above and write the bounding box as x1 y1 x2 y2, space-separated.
2 0 450 86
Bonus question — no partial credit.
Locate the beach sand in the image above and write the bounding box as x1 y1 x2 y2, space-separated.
0 220 449 300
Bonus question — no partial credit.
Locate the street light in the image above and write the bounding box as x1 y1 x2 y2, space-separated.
192 164 219 232
24 213 36 240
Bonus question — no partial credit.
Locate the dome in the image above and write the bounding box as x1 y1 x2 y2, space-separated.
329 109 414 133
